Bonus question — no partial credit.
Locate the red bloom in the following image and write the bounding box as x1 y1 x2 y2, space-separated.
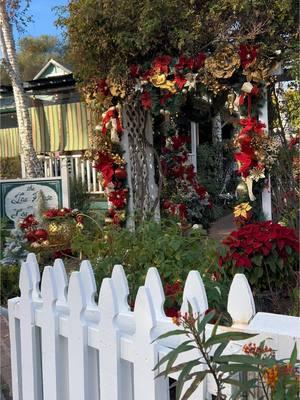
108 189 128 209
152 55 172 73
234 152 255 177
192 52 206 70
175 55 193 71
96 79 110 96
141 91 152 110
175 74 187 90
239 44 258 69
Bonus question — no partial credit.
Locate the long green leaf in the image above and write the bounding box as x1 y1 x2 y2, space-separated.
197 310 216 335
213 342 228 359
154 340 194 372
204 331 257 348
153 329 189 343
155 360 197 379
181 372 208 400
175 360 200 400
215 354 276 367
289 343 298 366
217 363 261 373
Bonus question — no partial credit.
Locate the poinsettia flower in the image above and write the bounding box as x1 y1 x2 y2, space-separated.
238 44 258 69
175 74 187 90
235 152 254 177
96 79 110 96
152 55 172 74
192 52 206 70
141 91 152 110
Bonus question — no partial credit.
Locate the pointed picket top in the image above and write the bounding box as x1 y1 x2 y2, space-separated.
67 272 87 314
19 261 33 298
26 253 41 300
41 266 57 308
145 267 165 320
98 278 119 322
181 270 208 315
134 286 156 337
111 264 130 312
79 260 97 308
227 273 256 326
53 258 68 306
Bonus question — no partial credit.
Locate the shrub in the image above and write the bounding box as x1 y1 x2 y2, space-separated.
0 265 20 306
0 157 21 179
69 177 90 213
71 220 229 315
219 221 299 293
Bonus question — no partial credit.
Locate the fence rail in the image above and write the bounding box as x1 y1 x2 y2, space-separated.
36 154 104 194
8 254 300 400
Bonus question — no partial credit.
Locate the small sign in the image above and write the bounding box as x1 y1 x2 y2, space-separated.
0 178 63 224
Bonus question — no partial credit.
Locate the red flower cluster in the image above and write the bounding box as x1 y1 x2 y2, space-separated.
234 117 265 177
161 135 209 221
219 221 299 269
19 214 38 230
141 91 152 110
165 280 182 297
43 208 72 219
108 189 128 209
238 44 258 69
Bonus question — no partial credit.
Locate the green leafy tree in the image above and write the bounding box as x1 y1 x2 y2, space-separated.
0 34 70 84
56 0 298 85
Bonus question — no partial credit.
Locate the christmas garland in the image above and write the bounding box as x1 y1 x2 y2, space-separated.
83 43 280 225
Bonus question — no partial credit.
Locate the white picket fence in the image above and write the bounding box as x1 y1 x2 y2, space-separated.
36 154 104 194
8 253 300 400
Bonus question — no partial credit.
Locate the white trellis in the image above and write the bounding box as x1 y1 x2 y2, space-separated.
8 253 300 400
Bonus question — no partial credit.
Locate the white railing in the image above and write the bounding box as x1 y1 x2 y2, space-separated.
36 154 104 194
8 253 300 400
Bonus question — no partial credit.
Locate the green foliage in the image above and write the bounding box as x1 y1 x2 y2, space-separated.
0 34 70 84
56 0 298 85
155 309 300 399
69 177 90 213
0 264 20 305
0 157 21 179
197 141 237 221
71 219 228 311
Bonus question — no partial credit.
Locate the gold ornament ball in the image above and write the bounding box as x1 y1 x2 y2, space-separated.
235 181 248 199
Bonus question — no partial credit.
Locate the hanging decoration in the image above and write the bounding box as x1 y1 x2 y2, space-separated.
160 135 211 227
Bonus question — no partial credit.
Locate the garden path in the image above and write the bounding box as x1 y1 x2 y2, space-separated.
208 213 235 241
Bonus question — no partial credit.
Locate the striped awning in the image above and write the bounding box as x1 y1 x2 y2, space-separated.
0 102 92 158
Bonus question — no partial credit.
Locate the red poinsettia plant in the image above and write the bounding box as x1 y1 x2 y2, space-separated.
219 221 299 291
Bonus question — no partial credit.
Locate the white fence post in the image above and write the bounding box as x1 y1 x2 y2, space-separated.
67 272 89 400
19 261 42 400
40 266 60 400
60 157 70 208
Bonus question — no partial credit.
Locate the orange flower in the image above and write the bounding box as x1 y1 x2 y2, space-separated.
264 365 279 390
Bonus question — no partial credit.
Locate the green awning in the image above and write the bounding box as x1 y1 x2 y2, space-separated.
0 102 92 158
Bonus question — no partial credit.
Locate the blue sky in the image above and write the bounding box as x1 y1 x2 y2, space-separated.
15 0 68 40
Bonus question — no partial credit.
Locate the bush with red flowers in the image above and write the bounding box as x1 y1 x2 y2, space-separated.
219 221 299 291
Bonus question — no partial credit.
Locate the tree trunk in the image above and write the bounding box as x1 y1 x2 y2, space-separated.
0 1 42 178
121 101 160 227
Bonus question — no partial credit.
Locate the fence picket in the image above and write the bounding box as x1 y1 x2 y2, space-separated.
53 258 68 308
97 278 122 399
67 272 89 400
40 266 61 400
133 286 169 400
145 267 166 320
227 273 256 327
181 270 208 315
19 261 42 400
